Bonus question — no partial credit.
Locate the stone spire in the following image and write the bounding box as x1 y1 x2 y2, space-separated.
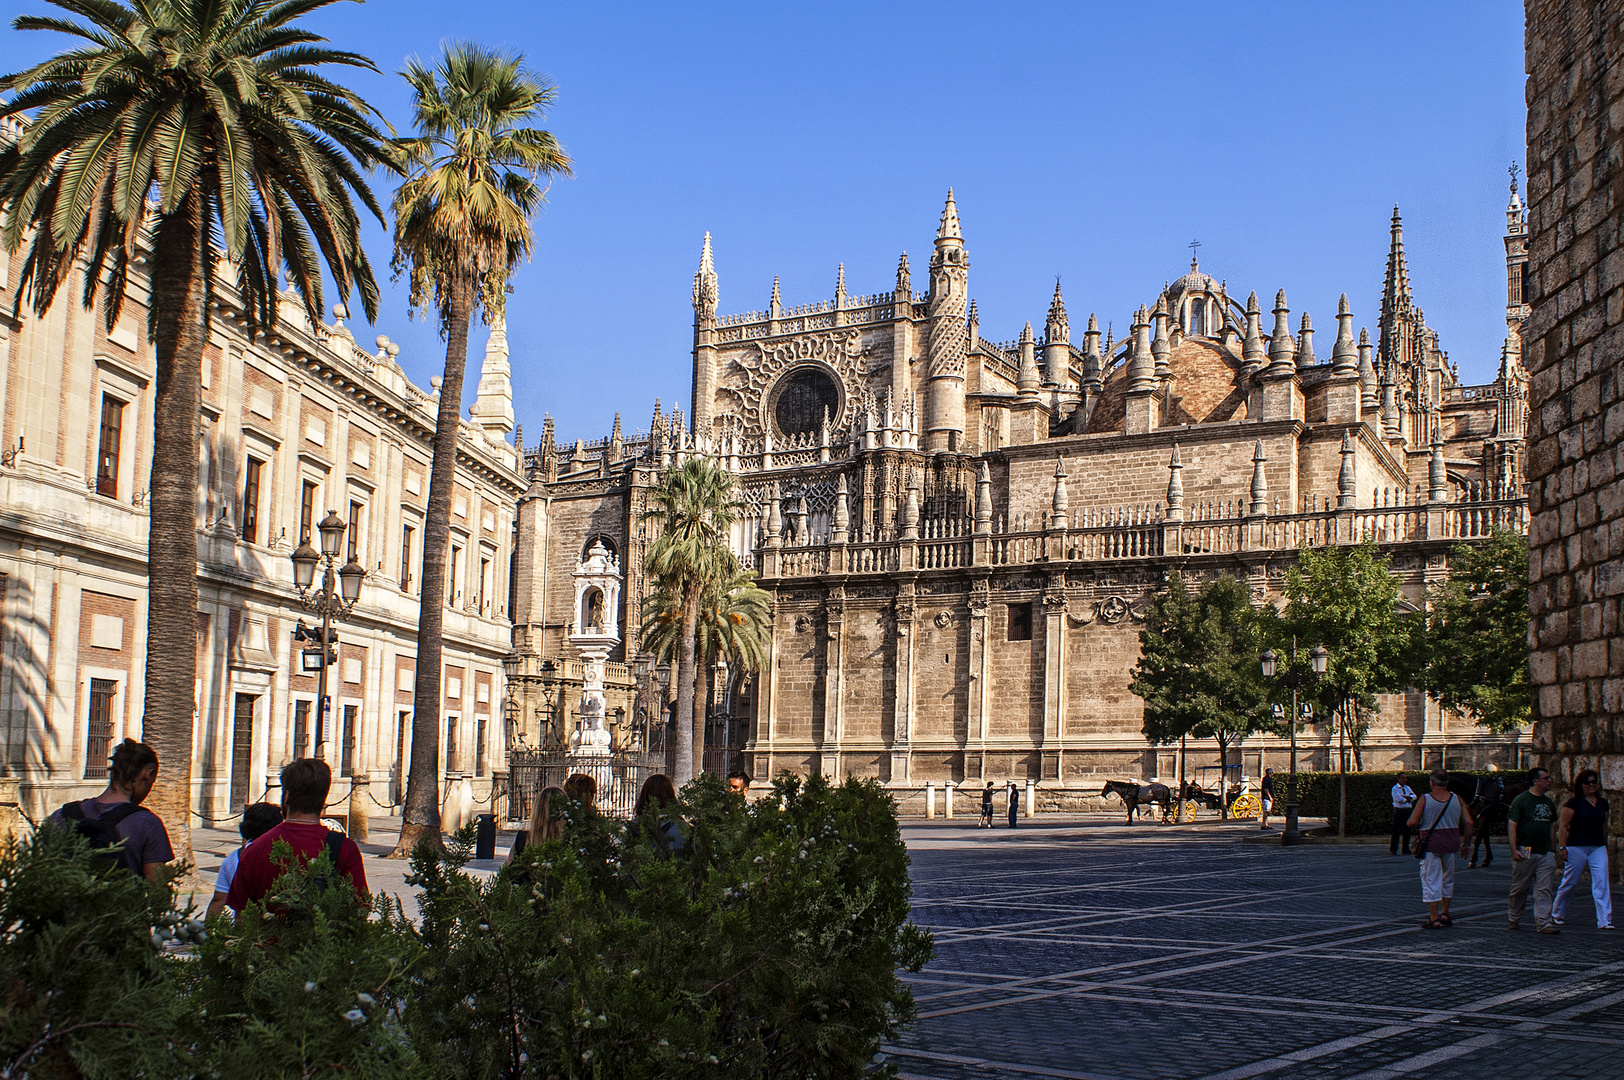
769 275 783 318
1050 456 1069 530
1046 280 1070 343
469 315 515 439
1296 311 1317 369
937 187 962 241
1265 290 1295 375
1165 444 1184 521
1358 328 1378 410
974 460 993 534
1379 361 1401 437
1017 321 1040 393
1249 441 1269 516
834 263 846 308
1338 429 1357 508
902 472 921 540
1379 206 1416 374
1331 294 1358 376
1128 306 1155 391
1242 291 1266 371
765 484 782 546
832 472 849 543
692 233 718 320
1082 312 1103 390
1429 438 1448 503
895 252 911 299
1151 295 1171 377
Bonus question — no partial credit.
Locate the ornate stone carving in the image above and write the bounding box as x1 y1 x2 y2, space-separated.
719 329 872 440
933 610 953 628
1098 596 1130 624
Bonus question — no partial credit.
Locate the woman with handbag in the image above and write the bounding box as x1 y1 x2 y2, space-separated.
1406 770 1475 930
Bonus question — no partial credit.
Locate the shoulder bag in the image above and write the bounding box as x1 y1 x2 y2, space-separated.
1413 794 1453 860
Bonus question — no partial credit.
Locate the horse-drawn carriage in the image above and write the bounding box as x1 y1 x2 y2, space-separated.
1179 765 1260 820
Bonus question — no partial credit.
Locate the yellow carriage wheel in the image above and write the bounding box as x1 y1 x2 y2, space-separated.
1178 800 1201 822
1228 793 1262 819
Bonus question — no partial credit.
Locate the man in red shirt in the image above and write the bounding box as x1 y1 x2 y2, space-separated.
227 758 368 912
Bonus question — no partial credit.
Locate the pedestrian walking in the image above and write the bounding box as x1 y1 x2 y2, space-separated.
207 803 283 917
1407 769 1474 930
227 758 368 912
979 783 994 828
1007 781 1019 829
48 738 174 879
1553 768 1613 930
1259 768 1276 831
1390 772 1418 855
1506 767 1559 932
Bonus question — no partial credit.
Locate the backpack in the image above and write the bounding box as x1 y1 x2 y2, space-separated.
59 801 143 874
311 829 349 893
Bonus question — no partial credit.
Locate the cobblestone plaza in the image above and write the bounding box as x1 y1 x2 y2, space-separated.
886 823 1624 1080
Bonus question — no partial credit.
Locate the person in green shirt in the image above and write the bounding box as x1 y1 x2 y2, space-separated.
1507 767 1560 933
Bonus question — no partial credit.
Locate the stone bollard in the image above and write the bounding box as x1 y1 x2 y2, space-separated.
925 782 937 819
0 776 23 844
1026 778 1036 819
347 772 370 842
442 772 466 833
944 781 955 819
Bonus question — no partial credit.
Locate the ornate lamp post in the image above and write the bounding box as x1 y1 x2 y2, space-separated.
290 509 364 759
1261 641 1328 845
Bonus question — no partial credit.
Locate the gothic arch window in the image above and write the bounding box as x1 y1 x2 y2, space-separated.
770 366 842 442
1188 298 1206 337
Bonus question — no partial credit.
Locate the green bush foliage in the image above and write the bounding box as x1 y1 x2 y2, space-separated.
1 774 931 1080
1284 770 1510 835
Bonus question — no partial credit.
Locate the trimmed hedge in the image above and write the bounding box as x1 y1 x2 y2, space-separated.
1282 770 1511 836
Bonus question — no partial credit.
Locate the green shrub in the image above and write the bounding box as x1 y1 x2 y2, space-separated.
1283 770 1510 835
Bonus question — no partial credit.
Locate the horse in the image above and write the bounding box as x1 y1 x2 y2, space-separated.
1101 780 1173 824
1444 773 1529 868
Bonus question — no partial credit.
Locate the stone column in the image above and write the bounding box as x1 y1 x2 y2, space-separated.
1041 579 1066 780
966 578 990 779
890 585 916 784
819 588 845 779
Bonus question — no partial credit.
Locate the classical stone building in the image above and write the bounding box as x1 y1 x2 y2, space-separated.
1524 0 1623 881
0 128 526 824
510 188 1532 793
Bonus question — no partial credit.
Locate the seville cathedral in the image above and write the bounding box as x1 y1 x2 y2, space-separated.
508 186 1533 795
0 168 1532 822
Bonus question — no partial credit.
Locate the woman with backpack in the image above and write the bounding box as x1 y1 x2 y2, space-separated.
47 738 173 879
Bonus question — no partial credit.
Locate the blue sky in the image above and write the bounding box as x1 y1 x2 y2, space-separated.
2 1 1527 444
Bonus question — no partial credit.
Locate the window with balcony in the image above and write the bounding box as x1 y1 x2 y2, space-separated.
241 457 264 544
95 396 124 498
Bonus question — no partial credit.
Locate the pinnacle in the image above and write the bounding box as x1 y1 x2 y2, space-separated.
1086 312 1098 332
1274 289 1288 311
937 188 962 242
1338 293 1350 315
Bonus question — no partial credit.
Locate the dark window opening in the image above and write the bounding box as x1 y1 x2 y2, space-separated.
475 717 487 777
96 396 124 499
1007 602 1033 642
347 500 364 562
340 704 357 776
241 458 263 544
300 481 317 545
293 700 311 759
1188 299 1206 337
84 679 117 778
400 523 415 592
445 716 459 773
772 367 840 440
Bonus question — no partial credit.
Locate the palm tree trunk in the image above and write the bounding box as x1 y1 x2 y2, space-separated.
672 590 700 785
142 193 207 869
392 276 476 857
695 659 714 776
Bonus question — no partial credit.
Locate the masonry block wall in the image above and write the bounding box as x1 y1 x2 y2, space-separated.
1525 0 1624 883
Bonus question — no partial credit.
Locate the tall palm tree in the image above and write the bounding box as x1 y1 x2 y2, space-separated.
389 43 570 856
643 457 744 784
642 557 770 767
0 0 393 861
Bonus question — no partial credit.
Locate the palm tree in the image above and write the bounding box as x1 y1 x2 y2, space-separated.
643 457 744 784
388 43 570 856
642 557 770 768
0 0 393 861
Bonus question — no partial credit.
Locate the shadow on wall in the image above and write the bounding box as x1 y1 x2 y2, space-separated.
1 573 55 817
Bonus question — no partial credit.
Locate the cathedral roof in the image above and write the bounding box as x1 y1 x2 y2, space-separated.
1086 337 1249 432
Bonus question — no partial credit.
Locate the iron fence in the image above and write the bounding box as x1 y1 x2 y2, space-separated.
504 750 662 823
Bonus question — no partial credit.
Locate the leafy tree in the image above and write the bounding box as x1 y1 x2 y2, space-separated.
389 43 571 856
642 557 771 761
1281 543 1423 771
643 458 744 784
1130 572 1271 813
0 0 394 863
1425 529 1530 733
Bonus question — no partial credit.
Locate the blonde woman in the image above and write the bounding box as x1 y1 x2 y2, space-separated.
506 785 567 864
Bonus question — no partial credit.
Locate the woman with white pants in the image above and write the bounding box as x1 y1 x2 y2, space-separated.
1553 768 1613 930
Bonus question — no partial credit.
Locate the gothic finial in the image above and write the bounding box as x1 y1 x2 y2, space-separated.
1020 320 1034 343
1166 443 1184 519
769 275 782 315
896 252 911 296
1331 294 1358 376
1243 290 1265 369
974 460 993 534
1266 290 1295 374
611 412 622 439
967 297 979 327
1017 322 1040 393
692 233 718 317
937 187 962 242
1046 279 1070 343
1338 429 1357 507
1429 439 1448 503
1128 305 1155 391
1151 295 1171 375
1249 440 1269 516
1296 311 1317 369
1051 455 1069 529
1358 327 1378 407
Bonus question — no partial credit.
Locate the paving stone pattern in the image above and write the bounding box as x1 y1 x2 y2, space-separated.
884 822 1624 1080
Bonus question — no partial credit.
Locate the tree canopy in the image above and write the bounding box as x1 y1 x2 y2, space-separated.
1425 529 1530 733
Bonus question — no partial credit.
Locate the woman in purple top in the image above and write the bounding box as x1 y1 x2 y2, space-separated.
1406 770 1475 930
46 738 174 879
1553 768 1612 929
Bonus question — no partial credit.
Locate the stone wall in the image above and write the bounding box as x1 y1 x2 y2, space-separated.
1525 0 1624 883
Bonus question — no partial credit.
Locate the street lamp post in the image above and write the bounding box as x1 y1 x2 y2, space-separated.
290 510 365 760
1261 640 1328 846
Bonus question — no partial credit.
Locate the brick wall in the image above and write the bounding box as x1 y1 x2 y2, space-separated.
1524 0 1624 884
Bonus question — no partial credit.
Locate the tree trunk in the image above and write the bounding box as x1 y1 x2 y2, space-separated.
671 591 700 786
391 277 476 858
1216 736 1230 820
141 193 208 870
1174 736 1186 822
694 658 714 776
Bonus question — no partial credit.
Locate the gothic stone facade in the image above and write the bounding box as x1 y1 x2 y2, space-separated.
513 189 1533 791
0 142 526 823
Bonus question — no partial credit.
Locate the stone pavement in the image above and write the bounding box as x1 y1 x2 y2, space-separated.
883 819 1624 1080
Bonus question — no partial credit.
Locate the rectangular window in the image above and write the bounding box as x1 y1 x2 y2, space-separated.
478 557 491 613
230 693 256 808
445 716 458 773
1007 602 1033 642
448 546 462 607
400 524 416 592
1510 264 1525 305
347 500 364 563
95 396 124 499
340 704 357 777
293 699 311 759
475 717 487 777
83 679 117 778
241 458 264 544
300 481 317 545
